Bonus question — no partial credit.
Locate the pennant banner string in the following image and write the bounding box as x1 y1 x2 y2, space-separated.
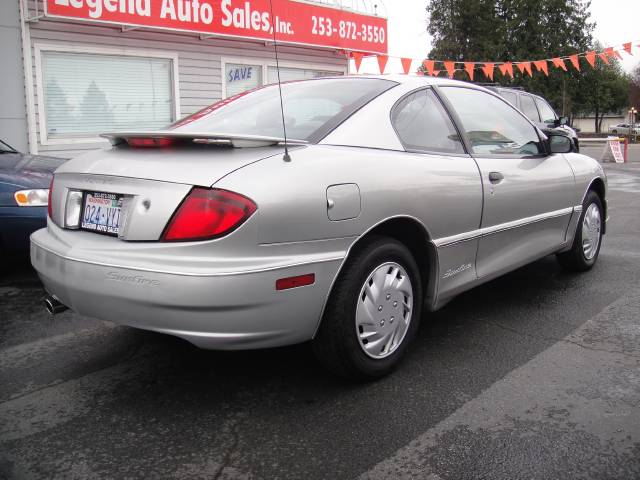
348 40 638 76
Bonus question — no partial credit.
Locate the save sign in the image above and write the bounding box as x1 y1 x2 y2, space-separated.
45 0 388 54
228 66 254 82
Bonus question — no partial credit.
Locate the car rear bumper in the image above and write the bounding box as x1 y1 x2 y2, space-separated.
30 227 345 350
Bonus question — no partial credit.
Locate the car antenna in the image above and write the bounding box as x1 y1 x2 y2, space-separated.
268 0 291 162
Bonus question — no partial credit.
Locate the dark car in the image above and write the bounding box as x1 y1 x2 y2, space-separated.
0 139 66 253
487 86 580 151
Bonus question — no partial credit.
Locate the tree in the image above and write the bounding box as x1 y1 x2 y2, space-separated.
570 47 630 132
424 0 628 129
630 63 640 120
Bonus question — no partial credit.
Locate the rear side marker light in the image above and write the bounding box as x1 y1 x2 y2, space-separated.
127 137 175 148
276 274 316 291
162 188 257 242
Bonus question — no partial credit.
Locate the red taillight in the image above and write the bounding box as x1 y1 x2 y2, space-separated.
162 188 257 242
47 177 54 218
127 137 175 148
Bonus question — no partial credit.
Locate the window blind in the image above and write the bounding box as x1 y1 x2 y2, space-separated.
266 67 342 84
42 51 174 137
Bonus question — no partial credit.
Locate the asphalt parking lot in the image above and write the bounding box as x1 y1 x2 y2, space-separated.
1 163 639 479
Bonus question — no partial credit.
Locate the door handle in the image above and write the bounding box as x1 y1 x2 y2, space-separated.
488 171 504 184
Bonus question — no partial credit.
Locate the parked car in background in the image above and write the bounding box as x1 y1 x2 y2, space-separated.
0 139 66 253
487 86 580 151
608 123 639 135
32 76 606 379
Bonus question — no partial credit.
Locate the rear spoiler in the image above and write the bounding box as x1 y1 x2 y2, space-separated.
100 131 309 148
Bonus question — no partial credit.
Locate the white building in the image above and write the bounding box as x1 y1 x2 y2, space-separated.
1 0 387 158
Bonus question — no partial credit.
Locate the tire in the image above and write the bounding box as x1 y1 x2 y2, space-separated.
556 190 603 272
611 130 617 134
312 235 423 380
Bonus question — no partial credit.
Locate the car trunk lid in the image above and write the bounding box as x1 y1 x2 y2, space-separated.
56 132 306 187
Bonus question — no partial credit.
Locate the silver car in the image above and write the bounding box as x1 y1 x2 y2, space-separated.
608 123 639 135
31 75 607 379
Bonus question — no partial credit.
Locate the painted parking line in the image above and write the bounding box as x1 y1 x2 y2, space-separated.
360 289 640 479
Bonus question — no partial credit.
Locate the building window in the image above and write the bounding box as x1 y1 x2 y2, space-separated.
266 66 342 84
225 63 262 97
41 51 175 138
223 60 343 98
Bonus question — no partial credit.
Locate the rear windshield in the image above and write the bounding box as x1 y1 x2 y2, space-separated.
169 77 397 142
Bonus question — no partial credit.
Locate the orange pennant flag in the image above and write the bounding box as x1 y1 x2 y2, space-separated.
401 58 413 75
598 52 610 64
498 62 514 78
481 63 495 80
377 54 388 74
604 47 623 60
551 57 567 71
516 62 532 76
423 59 435 76
585 51 596 67
444 61 456 78
568 54 580 71
464 62 475 81
433 69 441 76
623 42 633 55
351 52 363 72
533 60 548 75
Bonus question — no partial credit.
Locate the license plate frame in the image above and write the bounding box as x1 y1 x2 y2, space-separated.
80 191 124 237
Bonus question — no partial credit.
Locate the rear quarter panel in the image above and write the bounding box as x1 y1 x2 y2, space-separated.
213 144 482 246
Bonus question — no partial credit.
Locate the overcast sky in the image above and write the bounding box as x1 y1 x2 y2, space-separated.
353 0 639 74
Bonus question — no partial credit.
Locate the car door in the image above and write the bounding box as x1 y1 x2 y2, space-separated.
438 86 575 279
389 87 483 300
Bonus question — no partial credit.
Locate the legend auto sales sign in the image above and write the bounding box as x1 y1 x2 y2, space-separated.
46 0 388 54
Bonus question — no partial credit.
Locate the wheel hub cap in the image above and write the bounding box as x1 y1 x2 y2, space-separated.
355 262 414 359
581 203 601 260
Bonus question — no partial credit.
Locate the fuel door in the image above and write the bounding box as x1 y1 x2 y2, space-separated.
326 183 361 221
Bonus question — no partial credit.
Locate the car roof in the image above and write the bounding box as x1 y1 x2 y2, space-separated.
494 86 546 101
341 73 499 94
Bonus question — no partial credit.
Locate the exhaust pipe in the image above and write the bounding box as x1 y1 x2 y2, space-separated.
43 294 68 315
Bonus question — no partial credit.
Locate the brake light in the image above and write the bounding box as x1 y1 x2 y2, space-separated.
127 137 175 148
162 188 257 242
47 177 54 218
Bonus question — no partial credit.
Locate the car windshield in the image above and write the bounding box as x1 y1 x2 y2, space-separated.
168 78 397 142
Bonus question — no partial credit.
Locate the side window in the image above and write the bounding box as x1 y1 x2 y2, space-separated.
520 95 541 122
391 89 464 154
534 98 557 124
441 87 544 157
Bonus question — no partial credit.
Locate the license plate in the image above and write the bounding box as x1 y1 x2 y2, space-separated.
81 191 123 236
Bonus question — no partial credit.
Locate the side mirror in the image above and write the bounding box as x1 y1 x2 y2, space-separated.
548 134 572 154
559 116 569 126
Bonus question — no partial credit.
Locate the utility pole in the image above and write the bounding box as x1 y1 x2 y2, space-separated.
562 77 566 116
